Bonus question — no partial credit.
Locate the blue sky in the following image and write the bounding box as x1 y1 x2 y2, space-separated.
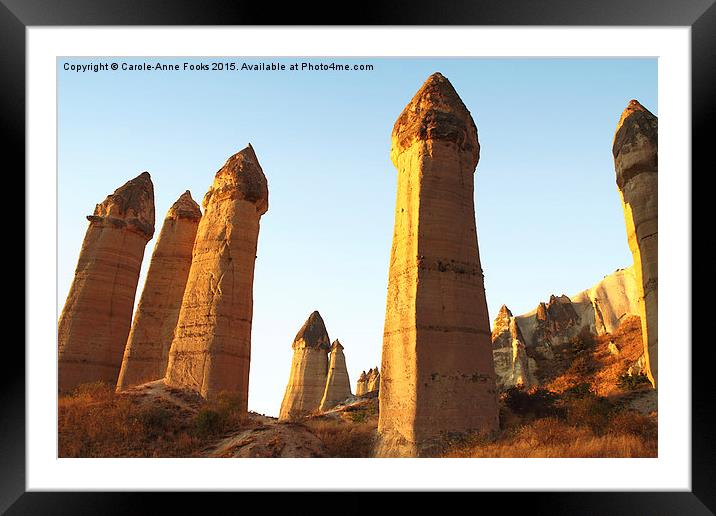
58 57 657 416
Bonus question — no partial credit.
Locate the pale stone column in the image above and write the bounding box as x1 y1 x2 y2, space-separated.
356 371 368 396
613 100 658 388
116 191 202 391
376 73 499 457
319 340 352 411
164 144 268 406
279 311 331 421
58 172 155 392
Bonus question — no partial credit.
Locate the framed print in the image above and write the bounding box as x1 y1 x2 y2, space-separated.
5 0 712 512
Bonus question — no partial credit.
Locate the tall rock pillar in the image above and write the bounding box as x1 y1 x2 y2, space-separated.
377 73 499 457
319 339 352 411
164 145 268 405
279 311 331 421
613 100 658 388
116 191 202 391
58 172 155 392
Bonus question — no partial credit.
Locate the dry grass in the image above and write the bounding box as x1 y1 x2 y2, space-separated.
547 315 644 396
302 418 376 457
58 382 248 457
444 417 656 458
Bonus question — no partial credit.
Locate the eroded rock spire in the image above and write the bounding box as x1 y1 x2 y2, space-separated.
376 73 499 457
319 339 353 411
164 145 268 405
58 172 155 392
613 99 658 388
116 190 202 391
279 311 331 420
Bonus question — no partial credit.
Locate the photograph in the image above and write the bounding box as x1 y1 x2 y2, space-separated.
56 56 659 459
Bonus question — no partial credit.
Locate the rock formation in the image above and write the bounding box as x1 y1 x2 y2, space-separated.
492 305 538 389
279 311 331 420
377 72 499 457
356 371 368 396
355 368 380 397
319 340 352 411
491 266 642 390
366 367 380 393
116 191 202 391
612 99 658 388
164 144 268 405
58 172 155 392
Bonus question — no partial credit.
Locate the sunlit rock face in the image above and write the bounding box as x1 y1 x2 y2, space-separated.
116 191 202 391
164 145 268 407
319 340 353 411
58 172 155 392
279 311 331 421
376 72 499 457
491 306 538 390
492 266 642 389
612 100 658 388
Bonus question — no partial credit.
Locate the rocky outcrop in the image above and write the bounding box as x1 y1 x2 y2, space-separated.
491 306 538 389
377 73 499 457
58 172 155 392
319 340 352 411
279 311 331 421
356 371 368 396
164 145 269 406
491 266 642 390
366 367 380 393
116 191 202 391
613 99 658 388
355 367 380 397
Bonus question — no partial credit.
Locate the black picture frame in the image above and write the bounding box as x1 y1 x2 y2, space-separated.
5 0 710 512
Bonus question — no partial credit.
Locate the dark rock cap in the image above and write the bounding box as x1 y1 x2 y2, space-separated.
167 190 202 221
292 311 331 351
87 171 155 240
391 72 479 169
331 339 344 351
203 144 269 215
612 99 658 189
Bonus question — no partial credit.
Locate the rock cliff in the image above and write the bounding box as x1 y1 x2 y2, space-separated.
492 266 642 389
58 172 155 392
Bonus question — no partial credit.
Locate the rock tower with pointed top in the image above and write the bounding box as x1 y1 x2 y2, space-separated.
116 190 202 391
164 145 268 404
58 172 155 392
319 339 352 411
613 99 658 388
377 73 499 456
279 311 331 421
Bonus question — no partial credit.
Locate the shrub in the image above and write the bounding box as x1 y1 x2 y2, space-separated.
503 387 560 418
136 405 172 434
193 409 222 437
562 382 593 399
617 372 650 390
565 395 615 434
